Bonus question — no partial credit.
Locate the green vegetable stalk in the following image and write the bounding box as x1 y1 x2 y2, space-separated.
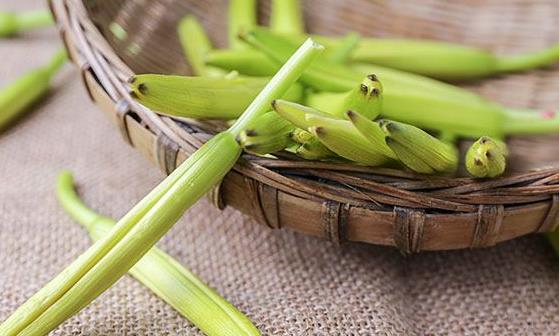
0 38 323 336
380 120 458 174
0 49 67 131
0 10 53 37
56 171 260 336
272 99 395 165
243 28 559 139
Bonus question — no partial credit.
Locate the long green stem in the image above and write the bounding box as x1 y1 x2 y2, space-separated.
0 38 323 336
56 171 260 336
0 136 215 335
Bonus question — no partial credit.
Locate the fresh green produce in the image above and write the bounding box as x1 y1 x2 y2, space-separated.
241 28 559 138
307 74 383 119
206 47 486 101
0 49 67 130
228 0 257 49
307 118 392 166
0 10 53 37
130 74 304 119
56 171 260 336
259 0 559 82
178 15 225 77
289 128 335 160
346 38 559 81
380 120 458 174
272 99 395 165
270 0 305 35
465 136 508 178
240 27 358 92
206 42 490 105
345 110 392 156
271 99 329 129
238 110 295 155
0 38 323 336
294 136 335 160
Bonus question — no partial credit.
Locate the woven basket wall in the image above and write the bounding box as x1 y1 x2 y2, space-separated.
49 0 559 253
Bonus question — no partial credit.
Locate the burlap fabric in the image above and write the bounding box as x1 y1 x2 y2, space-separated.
2 0 559 335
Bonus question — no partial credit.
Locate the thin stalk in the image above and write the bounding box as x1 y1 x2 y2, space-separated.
0 137 216 335
56 171 260 336
228 0 257 49
229 38 323 136
270 0 305 35
0 38 323 336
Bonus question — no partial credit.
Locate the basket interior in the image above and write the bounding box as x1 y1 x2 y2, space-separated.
82 0 559 173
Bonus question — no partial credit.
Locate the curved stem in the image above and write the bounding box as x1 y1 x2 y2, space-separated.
56 171 99 230
57 171 260 335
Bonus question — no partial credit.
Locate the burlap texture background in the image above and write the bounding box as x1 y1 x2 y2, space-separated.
2 0 559 335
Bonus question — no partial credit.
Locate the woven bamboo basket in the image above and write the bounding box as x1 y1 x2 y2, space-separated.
49 0 559 253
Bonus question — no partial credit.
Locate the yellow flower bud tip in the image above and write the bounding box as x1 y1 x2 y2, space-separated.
465 136 508 178
360 74 382 98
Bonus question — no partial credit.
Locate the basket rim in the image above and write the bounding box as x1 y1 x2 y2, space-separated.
49 0 559 252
